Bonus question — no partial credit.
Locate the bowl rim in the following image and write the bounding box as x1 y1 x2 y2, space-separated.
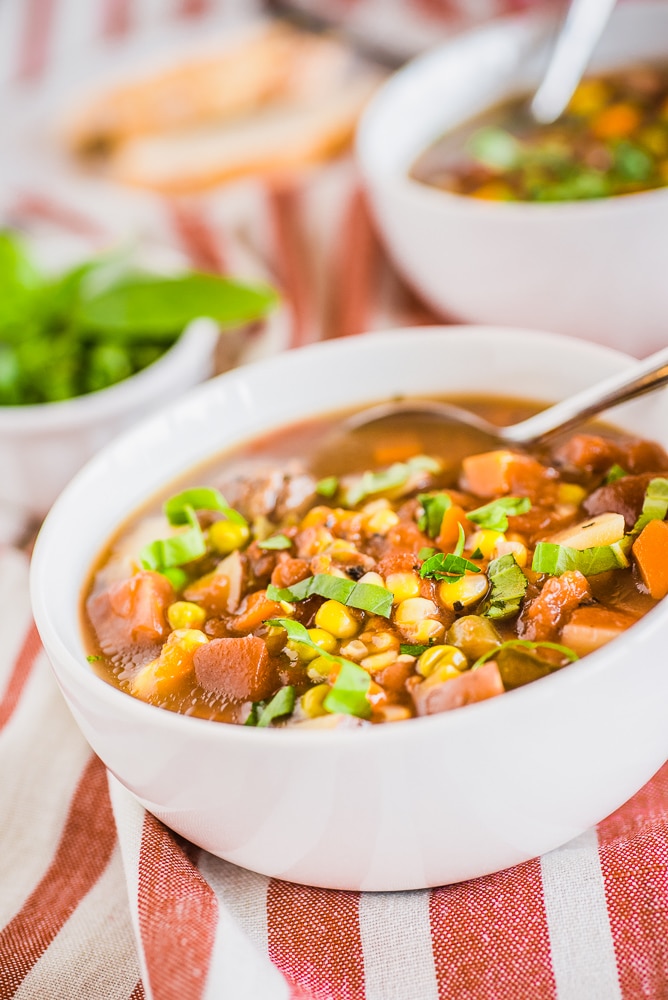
30 324 668 748
0 315 219 432
356 0 668 218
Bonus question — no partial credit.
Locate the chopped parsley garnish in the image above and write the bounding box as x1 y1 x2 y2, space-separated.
480 554 528 620
267 574 393 618
419 524 480 584
342 455 441 507
139 504 206 572
532 539 630 576
417 492 452 538
257 534 292 550
164 487 247 527
467 496 531 533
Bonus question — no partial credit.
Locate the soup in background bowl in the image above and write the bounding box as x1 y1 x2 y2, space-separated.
30 328 668 890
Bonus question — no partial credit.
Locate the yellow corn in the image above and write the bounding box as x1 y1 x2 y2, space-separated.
395 597 439 625
385 571 421 604
568 78 610 116
365 508 400 535
301 684 331 718
468 529 505 559
412 619 446 644
209 519 250 555
287 627 337 662
315 600 360 639
301 506 336 529
417 643 468 678
307 656 333 682
360 651 397 672
357 571 386 588
494 539 528 567
339 639 368 661
557 483 587 506
438 574 489 610
167 601 206 630
361 630 400 654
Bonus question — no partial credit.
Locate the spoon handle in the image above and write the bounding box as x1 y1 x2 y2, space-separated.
504 347 668 446
530 0 617 124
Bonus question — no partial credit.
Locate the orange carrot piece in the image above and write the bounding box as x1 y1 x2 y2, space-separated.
591 103 641 139
632 519 668 599
461 450 543 497
374 434 424 465
436 503 471 550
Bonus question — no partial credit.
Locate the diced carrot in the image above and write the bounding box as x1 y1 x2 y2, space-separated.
632 519 668 599
591 103 641 139
193 635 276 701
460 450 546 497
436 503 471 550
411 660 504 716
227 589 284 633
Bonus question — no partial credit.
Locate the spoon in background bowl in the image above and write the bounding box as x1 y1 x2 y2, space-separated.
343 346 668 448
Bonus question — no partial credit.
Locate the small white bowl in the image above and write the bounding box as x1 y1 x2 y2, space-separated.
0 317 218 518
357 2 668 354
30 327 668 891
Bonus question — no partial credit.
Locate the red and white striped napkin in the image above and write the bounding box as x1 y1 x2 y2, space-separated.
1 1 668 998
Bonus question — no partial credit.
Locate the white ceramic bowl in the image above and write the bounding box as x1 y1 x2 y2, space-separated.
357 2 668 354
0 317 218 518
30 327 668 891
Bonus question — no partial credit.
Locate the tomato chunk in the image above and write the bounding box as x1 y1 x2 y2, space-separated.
193 635 277 701
87 571 174 659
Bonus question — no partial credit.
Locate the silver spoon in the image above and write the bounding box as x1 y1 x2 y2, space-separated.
344 346 668 448
530 0 618 124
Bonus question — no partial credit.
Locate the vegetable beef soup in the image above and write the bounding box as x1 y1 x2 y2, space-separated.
82 400 668 729
411 65 668 202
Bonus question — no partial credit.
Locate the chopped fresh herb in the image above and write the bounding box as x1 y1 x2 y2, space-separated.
604 464 628 484
468 496 531 533
266 618 371 719
86 654 102 662
472 639 579 670
164 487 247 527
257 686 296 727
480 554 528 620
631 477 668 536
342 455 441 506
467 126 521 170
139 505 206 571
417 492 452 538
400 643 434 657
316 476 339 498
161 567 189 591
257 534 292 550
323 661 372 719
419 524 479 583
418 546 437 561
532 539 631 576
266 573 393 617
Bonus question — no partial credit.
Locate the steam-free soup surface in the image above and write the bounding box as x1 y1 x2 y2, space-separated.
82 397 668 729
411 65 668 202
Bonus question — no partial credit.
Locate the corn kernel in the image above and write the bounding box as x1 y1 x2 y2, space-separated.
395 597 439 625
301 684 331 718
301 506 335 529
362 498 391 515
557 483 587 506
315 600 360 638
386 571 421 604
360 651 397 672
209 519 250 555
361 630 400 653
568 78 610 116
417 644 468 678
365 508 400 535
412 619 446 644
167 601 206 630
438 574 489 610
339 639 368 661
424 662 462 685
494 539 528 567
468 529 505 559
287 627 338 662
357 571 385 588
307 656 332 682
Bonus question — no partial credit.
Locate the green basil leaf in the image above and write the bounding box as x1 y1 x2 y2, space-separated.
323 661 372 720
257 534 292 550
531 539 630 576
256 686 295 728
480 554 527 620
76 273 278 337
342 455 441 507
631 477 668 536
139 505 206 570
266 574 392 618
164 487 247 527
472 639 578 670
315 476 339 498
604 464 628 484
419 541 481 584
468 496 531 533
417 492 452 538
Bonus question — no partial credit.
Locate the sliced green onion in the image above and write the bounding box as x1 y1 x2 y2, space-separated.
532 539 631 576
266 618 371 719
139 505 206 571
257 534 292 551
266 573 393 618
164 487 247 527
417 492 452 538
342 455 441 506
468 496 531 533
480 554 528 620
631 477 668 536
604 464 628 484
472 639 579 670
316 476 339 498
